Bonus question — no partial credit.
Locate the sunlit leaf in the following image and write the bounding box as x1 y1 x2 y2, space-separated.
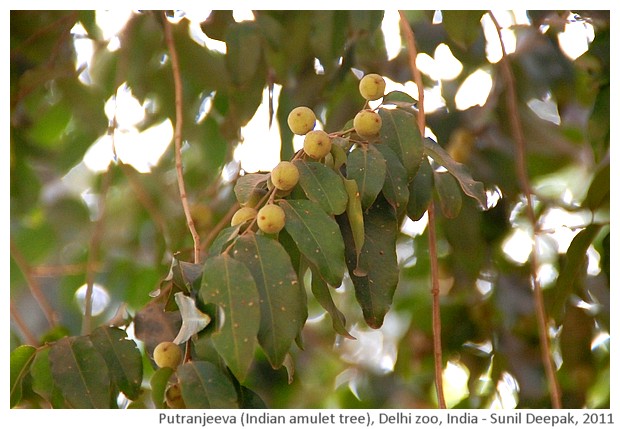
294 159 348 215
173 292 212 344
280 199 346 287
346 144 386 209
177 361 239 409
199 254 260 381
232 234 306 368
310 267 355 339
379 108 424 180
30 347 65 408
89 326 143 400
407 157 434 221
434 170 463 218
337 194 399 329
343 178 365 269
10 345 36 408
49 336 111 408
424 137 487 209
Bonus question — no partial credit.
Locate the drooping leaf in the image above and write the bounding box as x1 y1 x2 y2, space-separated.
434 170 463 219
10 345 36 408
343 178 365 271
379 108 424 180
226 22 263 86
423 137 487 209
239 385 268 409
330 139 348 171
49 336 111 409
552 224 604 321
89 326 143 400
177 361 239 409
199 254 260 382
280 199 346 287
134 300 182 357
337 194 399 329
407 156 434 221
294 159 348 215
584 160 610 211
232 234 306 368
346 144 386 209
168 257 204 291
30 347 65 408
376 143 410 213
234 173 269 206
150 367 174 409
382 90 417 106
310 267 355 339
173 292 212 344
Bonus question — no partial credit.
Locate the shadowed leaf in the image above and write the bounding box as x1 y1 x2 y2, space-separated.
177 361 239 408
10 345 36 408
346 144 386 209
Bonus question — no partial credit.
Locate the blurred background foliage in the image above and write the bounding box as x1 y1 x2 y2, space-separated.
10 10 610 408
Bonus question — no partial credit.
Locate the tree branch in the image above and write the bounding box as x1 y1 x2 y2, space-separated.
163 13 202 264
399 10 446 409
489 12 562 408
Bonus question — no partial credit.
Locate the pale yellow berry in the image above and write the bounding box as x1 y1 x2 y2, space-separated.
353 109 382 138
257 204 286 234
303 130 332 159
359 73 386 101
153 341 183 369
231 207 258 226
271 161 300 191
287 106 316 135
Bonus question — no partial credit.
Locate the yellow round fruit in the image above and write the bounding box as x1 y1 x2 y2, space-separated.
287 106 316 135
353 109 382 138
257 204 286 234
231 206 258 226
303 130 332 159
271 161 300 191
153 341 183 369
359 73 386 101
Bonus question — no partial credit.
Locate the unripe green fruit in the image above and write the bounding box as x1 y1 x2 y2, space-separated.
153 341 183 369
287 106 316 135
353 109 382 138
165 383 185 409
271 161 300 191
359 73 386 101
303 130 332 159
231 206 258 226
257 204 286 234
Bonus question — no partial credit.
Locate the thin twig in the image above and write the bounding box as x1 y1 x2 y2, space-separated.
82 168 112 335
202 201 240 252
11 300 39 345
10 239 57 328
489 12 562 408
399 10 446 409
163 13 201 264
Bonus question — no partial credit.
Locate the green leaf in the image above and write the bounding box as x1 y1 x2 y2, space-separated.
49 336 111 408
434 170 463 218
232 234 306 368
379 108 424 180
552 224 604 321
208 225 242 257
441 11 485 48
337 194 399 329
30 347 65 408
584 161 610 211
376 144 410 213
226 22 263 86
10 345 36 408
199 254 260 382
89 326 143 400
310 267 354 339
173 292 212 344
177 361 239 409
280 199 346 287
150 367 174 409
407 157 434 221
423 137 487 209
234 173 269 206
382 90 417 106
346 145 386 209
343 178 365 267
239 385 268 409
294 159 348 215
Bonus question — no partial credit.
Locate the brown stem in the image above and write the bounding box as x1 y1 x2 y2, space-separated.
399 10 446 409
163 14 202 264
10 239 57 328
11 300 39 345
489 12 562 408
82 168 112 335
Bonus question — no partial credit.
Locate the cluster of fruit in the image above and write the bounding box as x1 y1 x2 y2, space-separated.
229 73 387 236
